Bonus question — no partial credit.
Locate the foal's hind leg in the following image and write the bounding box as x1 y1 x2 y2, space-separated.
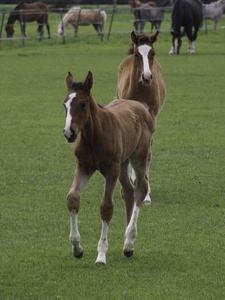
67 164 94 258
123 154 148 258
119 160 135 226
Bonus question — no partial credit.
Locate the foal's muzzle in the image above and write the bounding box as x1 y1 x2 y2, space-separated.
63 128 77 143
142 73 152 85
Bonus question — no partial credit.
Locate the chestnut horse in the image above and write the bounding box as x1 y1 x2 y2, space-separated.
5 2 50 39
63 71 154 265
116 31 166 204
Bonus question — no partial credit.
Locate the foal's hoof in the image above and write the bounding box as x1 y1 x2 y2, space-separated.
122 250 134 259
74 252 83 259
95 261 106 266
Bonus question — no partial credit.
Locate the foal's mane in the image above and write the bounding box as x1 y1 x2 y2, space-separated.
14 2 24 11
127 34 151 55
71 81 104 108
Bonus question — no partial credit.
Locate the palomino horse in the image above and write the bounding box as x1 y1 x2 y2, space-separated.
57 7 107 39
63 71 153 265
203 0 225 30
116 31 166 204
5 2 50 39
169 0 203 54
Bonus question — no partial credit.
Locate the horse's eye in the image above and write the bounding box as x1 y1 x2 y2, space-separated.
81 102 87 111
135 53 138 57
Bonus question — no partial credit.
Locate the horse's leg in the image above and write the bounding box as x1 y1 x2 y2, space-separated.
67 163 94 258
46 23 50 39
95 164 119 265
119 159 134 226
93 24 100 37
123 154 149 258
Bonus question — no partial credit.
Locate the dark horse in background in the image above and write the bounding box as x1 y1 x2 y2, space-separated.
169 0 203 54
5 2 50 39
134 0 172 33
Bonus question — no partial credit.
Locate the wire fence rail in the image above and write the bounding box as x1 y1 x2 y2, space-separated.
0 6 224 47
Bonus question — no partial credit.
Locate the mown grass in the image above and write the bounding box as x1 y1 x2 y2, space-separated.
0 6 225 299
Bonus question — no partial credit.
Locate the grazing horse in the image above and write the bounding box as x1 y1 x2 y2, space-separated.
169 0 203 54
134 0 172 33
57 7 107 39
203 0 225 30
5 2 50 39
116 31 166 204
63 71 153 265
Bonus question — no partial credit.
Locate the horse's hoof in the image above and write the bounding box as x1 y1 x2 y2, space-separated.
74 252 83 259
122 250 134 259
95 261 106 266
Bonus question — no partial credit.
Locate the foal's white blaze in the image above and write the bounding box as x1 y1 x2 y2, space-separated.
138 44 152 83
64 92 76 137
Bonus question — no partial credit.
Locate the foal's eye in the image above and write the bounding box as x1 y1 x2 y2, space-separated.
135 53 138 57
81 102 87 111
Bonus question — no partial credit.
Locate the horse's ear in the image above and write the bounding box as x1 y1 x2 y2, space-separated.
131 31 138 45
150 31 159 44
66 72 74 90
83 71 93 93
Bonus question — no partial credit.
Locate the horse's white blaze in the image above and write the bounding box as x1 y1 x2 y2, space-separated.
64 92 76 136
96 220 109 265
123 203 140 252
138 44 152 82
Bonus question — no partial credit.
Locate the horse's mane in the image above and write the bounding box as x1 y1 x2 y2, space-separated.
14 2 24 11
127 34 151 55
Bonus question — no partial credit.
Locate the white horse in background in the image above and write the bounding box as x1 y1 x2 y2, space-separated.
203 0 225 30
58 7 107 39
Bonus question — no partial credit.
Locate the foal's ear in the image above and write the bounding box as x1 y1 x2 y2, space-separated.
150 31 159 44
66 72 74 90
131 31 139 45
83 71 93 93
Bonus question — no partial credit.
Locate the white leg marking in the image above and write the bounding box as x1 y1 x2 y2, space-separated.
95 221 109 265
188 40 195 54
123 203 140 254
169 45 175 54
69 209 83 258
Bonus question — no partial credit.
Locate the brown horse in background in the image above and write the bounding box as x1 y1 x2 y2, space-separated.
63 71 154 265
117 31 166 204
5 2 50 39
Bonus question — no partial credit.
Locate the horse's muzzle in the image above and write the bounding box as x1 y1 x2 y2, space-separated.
63 128 77 143
142 73 152 85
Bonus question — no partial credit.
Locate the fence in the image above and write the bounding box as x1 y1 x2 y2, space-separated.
0 5 224 47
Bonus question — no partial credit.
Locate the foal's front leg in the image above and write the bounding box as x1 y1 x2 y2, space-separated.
67 164 94 258
95 166 119 265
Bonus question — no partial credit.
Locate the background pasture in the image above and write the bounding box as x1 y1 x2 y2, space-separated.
0 5 225 299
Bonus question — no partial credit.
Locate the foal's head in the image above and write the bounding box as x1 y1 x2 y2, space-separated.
63 71 93 143
129 31 159 86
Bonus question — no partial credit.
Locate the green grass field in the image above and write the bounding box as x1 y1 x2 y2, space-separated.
0 6 225 299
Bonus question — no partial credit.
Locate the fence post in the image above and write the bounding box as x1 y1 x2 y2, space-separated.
60 8 66 45
107 2 117 40
75 8 81 37
98 8 103 41
20 9 25 47
0 12 5 40
205 18 208 35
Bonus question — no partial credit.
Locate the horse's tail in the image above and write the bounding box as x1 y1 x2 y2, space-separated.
101 11 107 25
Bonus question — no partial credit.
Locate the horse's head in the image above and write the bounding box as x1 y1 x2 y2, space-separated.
5 25 14 38
130 31 159 86
171 31 182 54
63 71 93 143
